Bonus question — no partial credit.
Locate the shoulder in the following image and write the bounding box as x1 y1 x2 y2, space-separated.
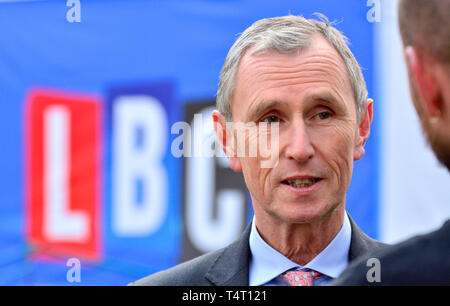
129 247 225 286
347 214 389 261
129 222 253 286
334 220 450 285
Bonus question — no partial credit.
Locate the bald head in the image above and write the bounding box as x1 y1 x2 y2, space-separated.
398 0 450 65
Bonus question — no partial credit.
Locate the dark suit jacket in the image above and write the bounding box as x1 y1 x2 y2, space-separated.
130 214 387 286
333 219 450 286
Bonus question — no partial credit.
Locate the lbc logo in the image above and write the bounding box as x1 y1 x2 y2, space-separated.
25 85 175 261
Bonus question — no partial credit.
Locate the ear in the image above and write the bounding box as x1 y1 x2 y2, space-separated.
212 110 242 172
404 46 442 117
354 99 374 161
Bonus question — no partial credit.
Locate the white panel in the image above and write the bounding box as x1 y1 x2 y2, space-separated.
43 105 88 242
112 95 168 236
185 107 245 252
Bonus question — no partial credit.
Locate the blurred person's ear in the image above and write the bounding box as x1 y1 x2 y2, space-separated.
404 46 443 119
212 110 243 172
354 99 374 161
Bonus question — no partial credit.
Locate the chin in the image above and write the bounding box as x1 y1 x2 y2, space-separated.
282 198 344 225
277 204 331 225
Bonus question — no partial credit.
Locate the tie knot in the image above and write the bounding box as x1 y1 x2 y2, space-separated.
281 269 323 286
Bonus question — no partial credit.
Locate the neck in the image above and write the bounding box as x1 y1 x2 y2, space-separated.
254 208 345 266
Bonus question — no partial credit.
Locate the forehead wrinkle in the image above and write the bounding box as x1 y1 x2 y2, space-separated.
244 45 348 71
246 55 351 91
257 71 350 102
256 68 346 87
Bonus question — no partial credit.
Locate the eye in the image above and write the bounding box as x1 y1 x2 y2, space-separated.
261 115 280 123
316 111 331 120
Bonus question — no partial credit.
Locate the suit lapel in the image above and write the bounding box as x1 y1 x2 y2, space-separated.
204 214 385 285
204 223 252 286
347 213 386 261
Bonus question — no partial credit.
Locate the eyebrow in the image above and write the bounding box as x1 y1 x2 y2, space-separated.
246 100 289 121
246 92 343 121
311 92 342 105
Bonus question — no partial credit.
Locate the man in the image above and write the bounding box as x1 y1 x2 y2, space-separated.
131 15 385 286
334 0 450 285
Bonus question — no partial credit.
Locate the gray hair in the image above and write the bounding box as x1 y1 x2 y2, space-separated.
216 15 368 122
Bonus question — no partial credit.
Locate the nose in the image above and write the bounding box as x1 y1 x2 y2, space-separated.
284 119 314 162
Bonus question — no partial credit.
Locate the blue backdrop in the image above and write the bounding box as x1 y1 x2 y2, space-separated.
0 0 377 285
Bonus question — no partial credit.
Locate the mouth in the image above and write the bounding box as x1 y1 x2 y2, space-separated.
281 177 322 188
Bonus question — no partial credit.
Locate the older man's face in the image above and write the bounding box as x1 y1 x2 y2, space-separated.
229 35 369 225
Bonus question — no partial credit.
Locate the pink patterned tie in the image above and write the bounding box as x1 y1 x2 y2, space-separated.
281 269 323 286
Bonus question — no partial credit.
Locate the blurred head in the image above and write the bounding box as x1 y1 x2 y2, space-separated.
399 0 450 171
213 15 373 226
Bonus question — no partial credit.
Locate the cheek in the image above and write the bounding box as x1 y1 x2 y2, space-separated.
239 127 278 190
240 157 272 193
314 125 356 186
241 159 275 209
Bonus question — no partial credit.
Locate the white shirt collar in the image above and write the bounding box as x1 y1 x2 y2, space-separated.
249 213 352 286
